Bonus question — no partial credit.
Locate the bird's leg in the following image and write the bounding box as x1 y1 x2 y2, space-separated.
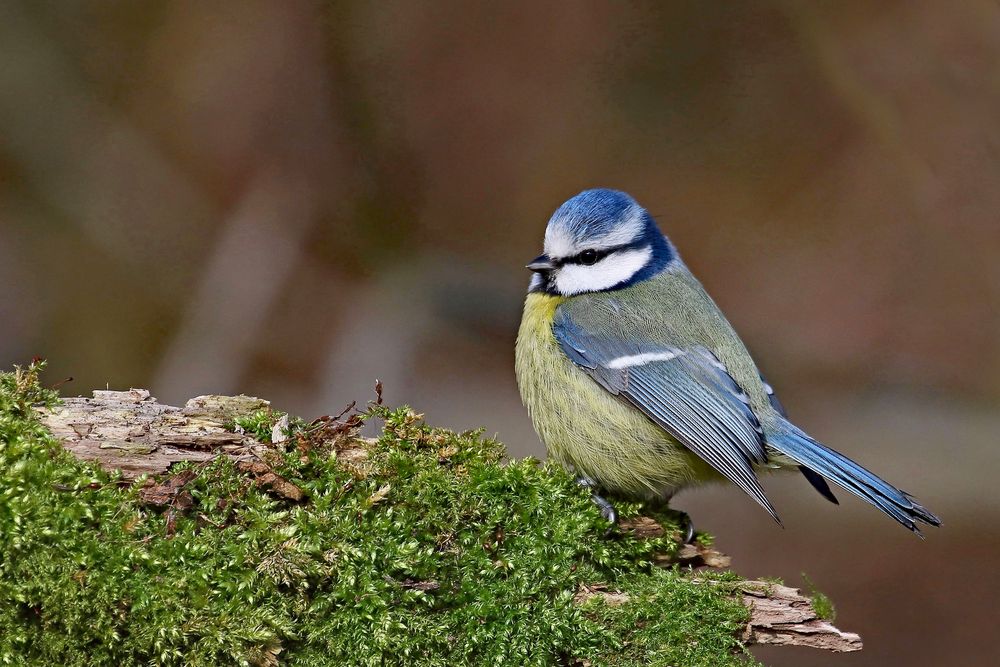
575 476 618 533
654 493 696 544
677 511 696 545
591 494 619 527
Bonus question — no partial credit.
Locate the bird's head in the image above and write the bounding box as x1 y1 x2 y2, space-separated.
527 189 675 296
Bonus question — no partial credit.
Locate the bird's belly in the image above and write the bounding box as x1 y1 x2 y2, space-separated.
515 294 718 498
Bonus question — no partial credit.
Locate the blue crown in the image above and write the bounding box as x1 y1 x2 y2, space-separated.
548 189 641 242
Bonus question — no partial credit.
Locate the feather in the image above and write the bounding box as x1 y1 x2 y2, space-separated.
553 310 781 523
799 465 839 505
768 425 941 534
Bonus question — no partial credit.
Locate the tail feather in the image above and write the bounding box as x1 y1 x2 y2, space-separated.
799 465 839 505
769 425 941 535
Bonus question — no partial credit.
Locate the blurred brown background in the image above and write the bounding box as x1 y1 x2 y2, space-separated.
2 1 998 665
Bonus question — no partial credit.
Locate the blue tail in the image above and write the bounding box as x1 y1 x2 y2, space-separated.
768 423 941 535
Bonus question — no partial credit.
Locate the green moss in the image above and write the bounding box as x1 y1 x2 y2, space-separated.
232 409 286 444
0 363 759 666
585 569 751 667
801 574 836 622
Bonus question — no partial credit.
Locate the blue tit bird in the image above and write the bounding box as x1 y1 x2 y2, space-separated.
515 188 941 536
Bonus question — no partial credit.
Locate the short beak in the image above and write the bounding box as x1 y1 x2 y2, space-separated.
526 254 555 272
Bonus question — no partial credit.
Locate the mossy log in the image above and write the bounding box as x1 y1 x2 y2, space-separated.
1 364 860 665
40 389 861 655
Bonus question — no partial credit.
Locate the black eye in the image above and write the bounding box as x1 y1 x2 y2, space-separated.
579 249 599 265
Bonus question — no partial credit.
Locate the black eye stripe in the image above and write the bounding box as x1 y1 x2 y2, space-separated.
562 248 606 266
556 239 648 267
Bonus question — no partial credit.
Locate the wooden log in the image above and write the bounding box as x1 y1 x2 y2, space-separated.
575 580 861 653
740 581 862 651
37 389 273 481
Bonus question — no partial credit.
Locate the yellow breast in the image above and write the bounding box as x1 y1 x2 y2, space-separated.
514 293 718 498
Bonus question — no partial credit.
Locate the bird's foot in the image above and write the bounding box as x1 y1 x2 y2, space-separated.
576 476 619 536
651 503 696 544
591 493 619 530
677 511 696 545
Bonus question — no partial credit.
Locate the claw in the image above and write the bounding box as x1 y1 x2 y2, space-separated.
576 476 619 535
654 501 696 544
592 493 618 525
680 512 696 544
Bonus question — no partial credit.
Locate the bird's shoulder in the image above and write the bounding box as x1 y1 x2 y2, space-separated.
556 268 716 345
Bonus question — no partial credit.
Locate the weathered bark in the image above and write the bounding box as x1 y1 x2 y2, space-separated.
739 582 862 651
36 390 861 654
38 389 275 480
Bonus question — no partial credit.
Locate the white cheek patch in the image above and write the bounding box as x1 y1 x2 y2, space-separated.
605 350 683 369
553 245 653 295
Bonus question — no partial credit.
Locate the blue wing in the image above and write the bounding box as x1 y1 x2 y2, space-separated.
553 308 780 522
